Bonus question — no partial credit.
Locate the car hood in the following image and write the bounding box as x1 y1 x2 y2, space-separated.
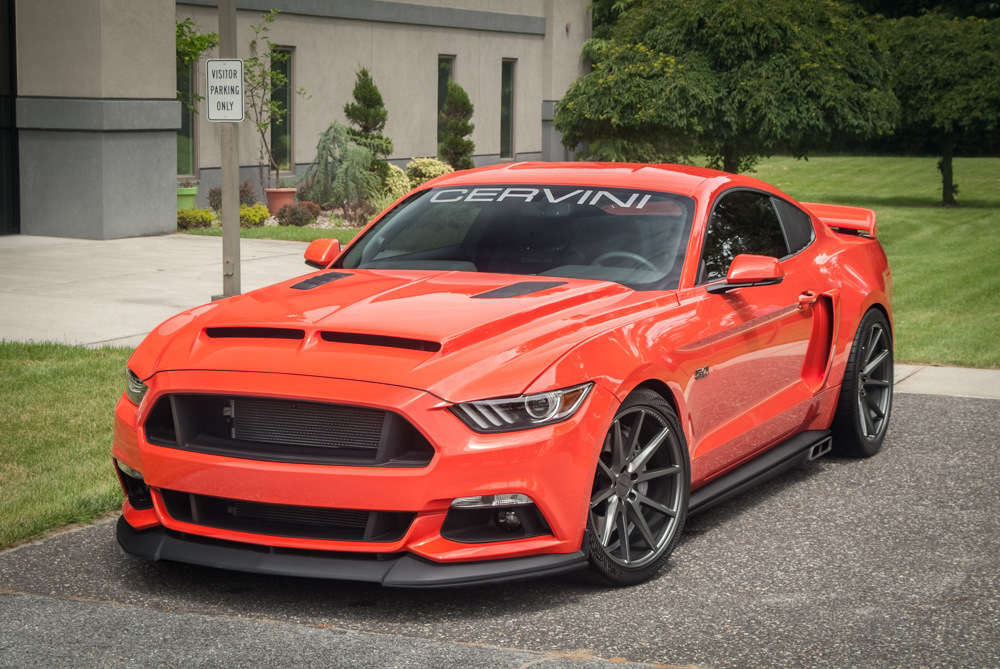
130 269 667 401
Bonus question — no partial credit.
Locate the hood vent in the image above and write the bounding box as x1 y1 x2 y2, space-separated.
472 281 567 299
321 331 441 352
291 272 351 290
206 327 305 340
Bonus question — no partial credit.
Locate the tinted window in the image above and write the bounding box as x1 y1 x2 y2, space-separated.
339 185 695 291
773 198 815 255
700 190 788 283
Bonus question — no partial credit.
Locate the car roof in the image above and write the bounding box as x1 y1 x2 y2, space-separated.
420 162 776 200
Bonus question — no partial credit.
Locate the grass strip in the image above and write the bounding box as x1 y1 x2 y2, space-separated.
184 223 363 244
0 343 129 547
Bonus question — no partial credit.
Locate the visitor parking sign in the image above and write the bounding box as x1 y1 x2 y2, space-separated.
206 59 244 122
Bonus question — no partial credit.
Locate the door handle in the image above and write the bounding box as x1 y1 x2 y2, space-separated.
798 290 819 309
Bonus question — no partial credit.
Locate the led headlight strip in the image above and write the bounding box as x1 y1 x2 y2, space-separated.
125 367 148 406
452 383 592 433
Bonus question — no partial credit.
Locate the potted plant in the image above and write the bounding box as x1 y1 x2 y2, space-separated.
264 178 297 214
244 9 308 214
176 179 199 210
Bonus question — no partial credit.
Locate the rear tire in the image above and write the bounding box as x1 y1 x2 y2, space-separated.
584 389 689 586
831 309 893 457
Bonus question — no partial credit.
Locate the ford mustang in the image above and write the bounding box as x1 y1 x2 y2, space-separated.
113 163 893 587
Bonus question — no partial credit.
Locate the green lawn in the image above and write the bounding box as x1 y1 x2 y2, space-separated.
754 156 1000 369
0 343 129 547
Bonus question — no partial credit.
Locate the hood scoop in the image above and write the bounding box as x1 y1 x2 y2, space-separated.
472 281 567 299
206 327 305 340
320 331 441 353
291 272 351 290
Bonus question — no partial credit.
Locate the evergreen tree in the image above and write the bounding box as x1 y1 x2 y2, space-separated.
344 67 393 184
439 81 475 170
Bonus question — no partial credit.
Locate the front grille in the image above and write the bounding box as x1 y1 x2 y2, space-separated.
144 394 434 466
160 490 413 542
231 398 385 451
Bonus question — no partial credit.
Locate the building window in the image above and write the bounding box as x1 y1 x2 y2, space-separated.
177 60 195 176
270 48 293 173
437 55 455 148
500 60 515 160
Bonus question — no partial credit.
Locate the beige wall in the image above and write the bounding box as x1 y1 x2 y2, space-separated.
17 0 174 99
181 0 588 174
543 0 591 101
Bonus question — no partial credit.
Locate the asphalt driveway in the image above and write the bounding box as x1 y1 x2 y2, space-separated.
2 392 998 668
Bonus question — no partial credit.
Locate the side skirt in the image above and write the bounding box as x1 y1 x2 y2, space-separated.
688 430 832 517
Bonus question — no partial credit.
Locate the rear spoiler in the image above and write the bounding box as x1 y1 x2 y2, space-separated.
803 202 877 239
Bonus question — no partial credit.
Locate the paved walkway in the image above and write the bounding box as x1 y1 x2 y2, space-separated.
2 234 998 399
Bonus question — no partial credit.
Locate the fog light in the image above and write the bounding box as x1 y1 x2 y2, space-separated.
115 459 143 481
442 493 550 543
451 493 534 509
115 459 152 510
496 509 522 531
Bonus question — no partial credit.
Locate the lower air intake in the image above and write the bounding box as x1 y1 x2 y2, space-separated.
160 490 414 542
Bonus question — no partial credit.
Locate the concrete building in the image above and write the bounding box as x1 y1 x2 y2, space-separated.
1 0 590 239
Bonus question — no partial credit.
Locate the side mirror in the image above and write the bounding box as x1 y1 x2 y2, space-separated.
706 254 784 294
304 238 341 269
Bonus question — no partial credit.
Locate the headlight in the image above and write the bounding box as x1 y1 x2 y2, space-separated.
125 367 148 405
451 383 592 433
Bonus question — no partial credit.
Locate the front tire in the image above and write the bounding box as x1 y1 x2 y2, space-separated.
585 389 689 586
831 309 894 457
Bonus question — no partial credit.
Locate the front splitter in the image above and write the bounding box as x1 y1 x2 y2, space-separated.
116 516 587 588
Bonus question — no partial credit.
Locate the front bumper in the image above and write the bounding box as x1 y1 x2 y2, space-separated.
112 369 614 584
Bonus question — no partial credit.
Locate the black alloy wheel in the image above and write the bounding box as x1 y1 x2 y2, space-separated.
832 309 894 457
585 389 689 586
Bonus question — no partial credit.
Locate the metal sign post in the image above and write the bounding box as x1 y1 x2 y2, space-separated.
213 0 241 299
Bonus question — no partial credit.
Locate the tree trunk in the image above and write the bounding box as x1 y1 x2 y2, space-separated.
938 132 957 206
722 145 738 174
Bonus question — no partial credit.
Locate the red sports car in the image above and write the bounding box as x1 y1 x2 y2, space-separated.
113 163 893 586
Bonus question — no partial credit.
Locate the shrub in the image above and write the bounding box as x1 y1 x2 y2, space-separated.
406 157 453 187
385 164 411 201
177 207 215 230
208 178 259 213
298 200 322 220
239 202 271 228
299 121 380 226
275 203 312 227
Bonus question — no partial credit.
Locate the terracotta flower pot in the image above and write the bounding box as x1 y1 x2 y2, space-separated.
264 187 297 215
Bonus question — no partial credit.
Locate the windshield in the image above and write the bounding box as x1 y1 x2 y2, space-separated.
338 185 695 290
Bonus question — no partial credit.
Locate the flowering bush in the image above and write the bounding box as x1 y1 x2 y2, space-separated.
405 158 453 188
177 207 215 230
239 202 271 228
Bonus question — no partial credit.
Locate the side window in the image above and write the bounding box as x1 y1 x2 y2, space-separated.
773 198 815 255
500 60 515 160
699 190 788 283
